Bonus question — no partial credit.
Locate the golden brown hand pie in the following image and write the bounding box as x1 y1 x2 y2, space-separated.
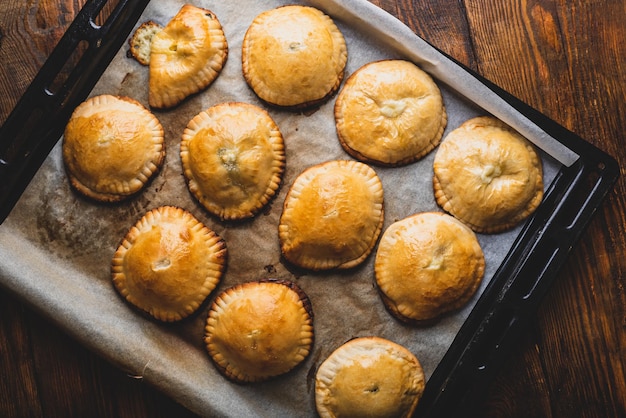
315 336 425 418
204 279 314 383
149 4 228 109
242 5 347 109
62 94 165 202
279 160 384 271
433 116 544 233
335 59 447 166
180 102 285 221
375 212 485 324
111 206 227 322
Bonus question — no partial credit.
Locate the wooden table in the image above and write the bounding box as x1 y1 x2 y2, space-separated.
1 1 624 417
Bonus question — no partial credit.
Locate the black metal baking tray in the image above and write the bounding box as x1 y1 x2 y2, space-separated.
0 1 619 417
0 0 151 223
414 51 619 417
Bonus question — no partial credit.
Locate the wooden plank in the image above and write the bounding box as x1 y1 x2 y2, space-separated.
0 293 43 418
369 0 476 68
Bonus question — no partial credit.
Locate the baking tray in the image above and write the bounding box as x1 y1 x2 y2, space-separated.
0 0 618 417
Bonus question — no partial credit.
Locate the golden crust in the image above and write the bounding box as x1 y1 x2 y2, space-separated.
242 5 347 109
279 160 384 271
149 5 228 109
433 116 544 233
111 206 227 322
204 279 314 383
335 60 447 166
315 336 425 418
62 94 165 202
375 212 485 323
180 102 286 221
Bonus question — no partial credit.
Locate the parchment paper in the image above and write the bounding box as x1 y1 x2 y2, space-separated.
0 0 562 416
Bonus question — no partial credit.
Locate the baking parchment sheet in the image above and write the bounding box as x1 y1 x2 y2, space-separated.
0 0 563 416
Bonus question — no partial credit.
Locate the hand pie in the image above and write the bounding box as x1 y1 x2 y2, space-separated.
111 206 227 322
149 5 228 109
433 116 544 233
62 94 165 202
181 102 285 221
375 212 485 324
315 337 425 418
242 5 347 110
279 160 384 271
204 279 314 383
335 59 447 166
128 20 163 66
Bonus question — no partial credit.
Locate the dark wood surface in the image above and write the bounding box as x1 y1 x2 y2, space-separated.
1 0 624 417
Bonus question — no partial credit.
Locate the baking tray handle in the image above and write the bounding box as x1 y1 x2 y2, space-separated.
0 0 151 224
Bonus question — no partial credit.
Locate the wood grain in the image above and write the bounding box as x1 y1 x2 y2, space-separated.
1 0 625 417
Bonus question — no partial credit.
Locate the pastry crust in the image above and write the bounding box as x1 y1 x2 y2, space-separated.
204 279 314 383
62 94 165 202
315 336 425 418
149 5 228 109
279 160 384 270
111 206 227 322
128 20 163 66
375 212 485 323
181 102 285 221
242 5 347 109
433 116 544 233
335 60 447 166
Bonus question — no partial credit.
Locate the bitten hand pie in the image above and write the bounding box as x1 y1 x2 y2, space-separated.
279 160 384 270
433 116 544 233
242 5 347 110
335 59 447 166
375 212 485 324
180 102 285 221
62 94 165 202
315 337 425 418
204 279 314 383
129 20 163 66
111 206 227 322
149 4 228 109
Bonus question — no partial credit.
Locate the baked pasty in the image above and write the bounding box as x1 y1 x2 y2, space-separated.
335 59 447 166
433 116 543 233
242 5 347 109
375 212 485 324
128 20 163 66
180 102 285 221
111 206 227 322
279 160 384 270
62 94 165 202
315 336 425 418
149 5 228 109
204 279 314 383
